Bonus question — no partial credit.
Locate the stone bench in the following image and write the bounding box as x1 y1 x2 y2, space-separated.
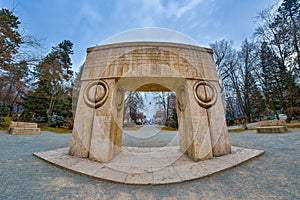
8 121 41 135
256 120 288 133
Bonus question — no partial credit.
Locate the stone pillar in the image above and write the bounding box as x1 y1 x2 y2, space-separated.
88 79 124 162
177 81 213 161
207 81 231 156
192 80 231 157
69 80 95 158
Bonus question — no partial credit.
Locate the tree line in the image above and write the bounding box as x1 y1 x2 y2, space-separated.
210 0 300 122
0 8 74 127
1 0 299 127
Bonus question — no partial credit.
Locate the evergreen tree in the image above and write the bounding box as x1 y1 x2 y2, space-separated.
72 64 84 115
22 40 74 124
38 40 74 124
0 8 21 70
259 42 283 110
21 85 49 122
255 2 300 116
277 0 300 72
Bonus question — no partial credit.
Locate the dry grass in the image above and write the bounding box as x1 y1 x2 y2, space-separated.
0 126 8 131
287 123 300 129
228 126 257 133
123 125 142 131
0 125 72 134
229 123 300 133
40 126 72 134
156 126 178 131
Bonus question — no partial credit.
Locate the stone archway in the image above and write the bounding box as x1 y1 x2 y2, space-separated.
69 42 231 163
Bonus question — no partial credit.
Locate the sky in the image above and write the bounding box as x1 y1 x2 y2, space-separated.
1 0 282 72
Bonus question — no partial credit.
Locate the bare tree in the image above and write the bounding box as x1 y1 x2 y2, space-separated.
123 92 144 123
0 8 41 117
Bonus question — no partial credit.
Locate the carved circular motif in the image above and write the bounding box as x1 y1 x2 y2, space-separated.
115 86 123 111
84 80 109 109
193 81 217 108
177 85 186 111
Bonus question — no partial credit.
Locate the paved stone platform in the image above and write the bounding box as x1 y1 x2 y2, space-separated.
34 146 264 185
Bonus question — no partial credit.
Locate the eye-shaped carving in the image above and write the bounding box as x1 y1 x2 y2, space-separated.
84 80 109 109
177 85 186 112
115 86 123 111
193 81 217 109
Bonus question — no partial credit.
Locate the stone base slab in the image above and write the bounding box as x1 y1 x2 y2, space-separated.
256 126 288 133
34 146 264 185
9 127 40 135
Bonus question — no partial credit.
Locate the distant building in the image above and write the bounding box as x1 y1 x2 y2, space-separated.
154 110 166 125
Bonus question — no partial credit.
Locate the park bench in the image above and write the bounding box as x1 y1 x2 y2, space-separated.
8 121 40 135
256 120 288 133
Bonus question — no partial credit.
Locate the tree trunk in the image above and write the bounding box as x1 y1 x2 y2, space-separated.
47 93 56 125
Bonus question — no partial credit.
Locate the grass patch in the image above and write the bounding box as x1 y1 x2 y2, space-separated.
0 126 8 131
123 126 142 131
228 128 246 133
0 125 72 133
228 126 257 133
287 123 300 129
40 126 72 134
229 124 300 132
156 126 178 131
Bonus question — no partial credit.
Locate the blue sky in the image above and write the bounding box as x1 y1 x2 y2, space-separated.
1 0 281 72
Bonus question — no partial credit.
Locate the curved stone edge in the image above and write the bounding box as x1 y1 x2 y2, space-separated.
33 146 264 185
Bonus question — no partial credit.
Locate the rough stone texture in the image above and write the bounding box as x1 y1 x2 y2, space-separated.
257 120 288 133
8 121 40 135
257 126 288 133
259 120 287 127
70 42 231 162
35 146 264 185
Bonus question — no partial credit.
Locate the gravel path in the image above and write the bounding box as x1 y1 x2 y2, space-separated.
0 129 299 200
122 125 178 147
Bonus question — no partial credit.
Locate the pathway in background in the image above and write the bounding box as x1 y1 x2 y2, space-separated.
123 125 165 138
122 125 179 147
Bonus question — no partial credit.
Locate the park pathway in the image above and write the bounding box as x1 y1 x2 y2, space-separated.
123 125 165 138
122 125 179 147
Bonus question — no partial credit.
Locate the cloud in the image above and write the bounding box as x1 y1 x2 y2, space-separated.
131 0 164 26
79 3 103 24
140 0 165 14
110 0 209 28
164 0 204 19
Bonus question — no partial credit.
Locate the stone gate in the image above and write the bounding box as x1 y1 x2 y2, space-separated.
69 41 231 163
